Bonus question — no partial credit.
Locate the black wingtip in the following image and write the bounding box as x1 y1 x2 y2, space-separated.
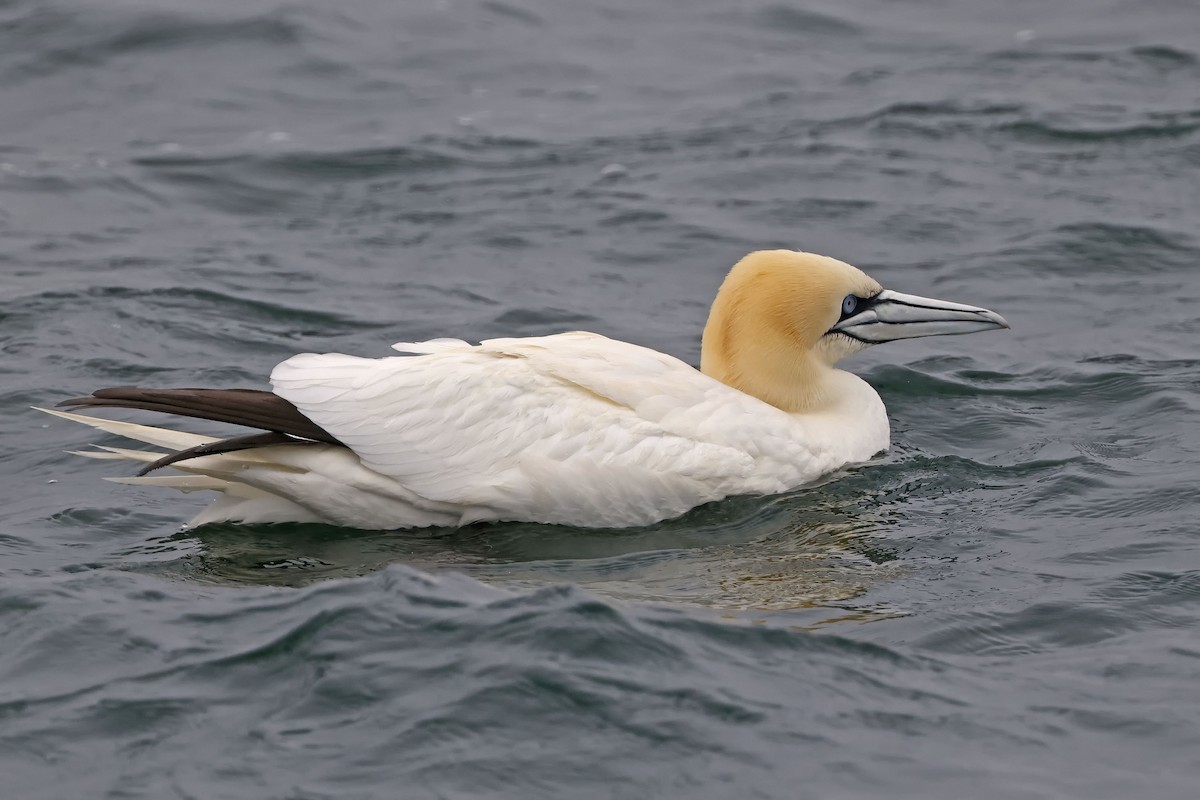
50 386 346 447
57 387 139 408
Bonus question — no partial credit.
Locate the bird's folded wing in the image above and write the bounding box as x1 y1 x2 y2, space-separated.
270 333 816 515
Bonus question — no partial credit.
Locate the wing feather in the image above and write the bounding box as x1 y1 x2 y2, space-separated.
57 387 342 444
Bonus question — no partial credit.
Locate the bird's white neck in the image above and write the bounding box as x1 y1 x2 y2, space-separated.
787 369 891 463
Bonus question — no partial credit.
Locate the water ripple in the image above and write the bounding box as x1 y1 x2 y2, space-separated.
5 0 1200 795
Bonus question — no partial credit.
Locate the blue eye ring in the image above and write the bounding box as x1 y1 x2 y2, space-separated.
841 295 858 316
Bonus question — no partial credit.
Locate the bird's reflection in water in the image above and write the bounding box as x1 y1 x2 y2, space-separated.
136 474 909 623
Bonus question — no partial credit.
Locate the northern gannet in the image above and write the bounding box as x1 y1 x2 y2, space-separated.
42 250 1008 530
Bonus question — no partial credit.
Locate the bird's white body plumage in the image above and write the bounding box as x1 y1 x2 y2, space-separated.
272 332 890 528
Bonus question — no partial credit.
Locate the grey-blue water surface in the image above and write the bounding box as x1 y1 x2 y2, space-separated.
3 0 1199 797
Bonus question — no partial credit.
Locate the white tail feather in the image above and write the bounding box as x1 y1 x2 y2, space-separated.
40 406 327 526
36 407 216 450
69 445 166 463
106 474 234 492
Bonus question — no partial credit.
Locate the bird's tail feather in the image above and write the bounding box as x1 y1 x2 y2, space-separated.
38 407 325 526
37 407 217 451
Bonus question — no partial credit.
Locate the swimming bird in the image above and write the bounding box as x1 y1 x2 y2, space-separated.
41 250 1008 530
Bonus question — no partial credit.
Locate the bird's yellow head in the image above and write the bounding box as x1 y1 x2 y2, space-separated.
700 250 1008 413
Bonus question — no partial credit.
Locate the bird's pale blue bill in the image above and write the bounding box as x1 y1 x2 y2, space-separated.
833 289 1010 343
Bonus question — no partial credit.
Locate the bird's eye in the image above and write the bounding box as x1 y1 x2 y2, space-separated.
841 295 858 316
